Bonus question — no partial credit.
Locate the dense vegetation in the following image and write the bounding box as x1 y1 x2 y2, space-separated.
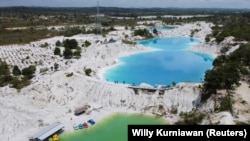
210 14 250 42
202 43 250 101
175 109 205 125
133 28 153 38
62 39 81 59
1 7 249 45
0 60 36 89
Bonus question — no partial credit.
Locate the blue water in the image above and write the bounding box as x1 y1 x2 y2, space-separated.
103 36 214 86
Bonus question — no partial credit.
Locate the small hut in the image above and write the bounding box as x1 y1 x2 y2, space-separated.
30 122 64 141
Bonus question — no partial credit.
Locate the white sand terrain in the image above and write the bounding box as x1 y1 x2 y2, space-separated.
0 21 249 141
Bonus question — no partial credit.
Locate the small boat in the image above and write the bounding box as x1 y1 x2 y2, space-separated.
87 119 95 125
78 123 84 129
83 122 88 128
73 124 79 130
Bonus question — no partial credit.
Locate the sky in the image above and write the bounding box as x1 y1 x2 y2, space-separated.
0 0 250 9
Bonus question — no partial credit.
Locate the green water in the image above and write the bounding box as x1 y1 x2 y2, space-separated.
60 112 168 141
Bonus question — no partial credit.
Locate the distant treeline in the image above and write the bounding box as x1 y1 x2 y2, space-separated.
0 7 250 45
0 6 250 17
1 6 249 28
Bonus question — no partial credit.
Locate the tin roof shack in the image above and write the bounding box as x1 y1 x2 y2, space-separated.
30 122 64 141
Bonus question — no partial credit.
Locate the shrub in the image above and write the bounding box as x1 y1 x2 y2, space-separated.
133 28 153 38
12 65 21 76
10 77 30 90
215 96 232 112
205 34 211 42
22 65 36 79
84 68 92 76
175 109 205 125
63 48 73 59
54 47 61 56
170 106 178 114
40 68 49 74
153 28 158 34
66 72 73 77
55 40 61 47
83 40 91 47
63 39 78 49
63 26 82 37
40 42 49 48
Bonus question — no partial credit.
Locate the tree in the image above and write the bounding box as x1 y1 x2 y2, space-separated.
221 62 242 89
212 55 227 67
22 65 36 79
205 35 211 43
63 48 73 59
63 39 78 49
12 65 21 76
55 40 61 47
54 47 61 56
84 68 92 76
73 47 81 58
83 40 91 47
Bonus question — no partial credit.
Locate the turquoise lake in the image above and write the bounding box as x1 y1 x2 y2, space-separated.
103 36 214 86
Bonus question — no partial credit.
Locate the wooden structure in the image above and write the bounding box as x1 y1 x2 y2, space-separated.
30 122 64 141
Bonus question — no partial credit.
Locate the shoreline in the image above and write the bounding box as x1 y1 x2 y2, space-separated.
98 34 214 86
96 45 159 82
